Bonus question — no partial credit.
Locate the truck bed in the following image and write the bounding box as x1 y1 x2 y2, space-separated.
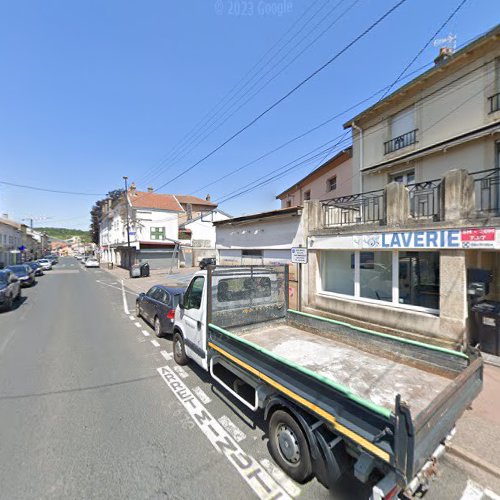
234 323 450 416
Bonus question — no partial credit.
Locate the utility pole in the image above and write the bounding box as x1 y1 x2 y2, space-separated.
123 176 132 270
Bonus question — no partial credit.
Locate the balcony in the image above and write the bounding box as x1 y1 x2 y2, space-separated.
323 190 385 227
407 179 441 220
488 92 500 114
384 129 418 155
472 168 500 215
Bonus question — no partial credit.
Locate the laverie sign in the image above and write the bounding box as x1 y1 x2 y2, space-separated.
310 228 498 250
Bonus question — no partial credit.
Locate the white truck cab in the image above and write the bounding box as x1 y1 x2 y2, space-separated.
173 270 209 370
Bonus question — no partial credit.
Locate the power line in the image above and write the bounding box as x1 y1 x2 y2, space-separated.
137 0 331 185
141 0 361 187
147 0 408 195
0 180 106 196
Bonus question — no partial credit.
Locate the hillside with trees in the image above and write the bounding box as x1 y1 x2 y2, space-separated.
37 227 91 242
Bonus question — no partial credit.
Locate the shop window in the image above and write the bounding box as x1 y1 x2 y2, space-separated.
359 251 392 302
323 251 354 295
398 251 439 310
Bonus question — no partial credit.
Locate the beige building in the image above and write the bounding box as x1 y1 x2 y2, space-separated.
300 26 500 355
276 147 353 208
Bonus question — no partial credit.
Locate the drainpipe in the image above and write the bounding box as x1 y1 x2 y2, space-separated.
351 121 363 194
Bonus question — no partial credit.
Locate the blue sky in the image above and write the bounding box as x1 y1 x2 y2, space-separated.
0 0 497 229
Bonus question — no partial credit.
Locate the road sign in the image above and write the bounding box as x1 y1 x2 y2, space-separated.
291 247 308 264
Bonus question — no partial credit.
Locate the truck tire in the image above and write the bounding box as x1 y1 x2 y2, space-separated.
173 332 188 365
268 409 313 483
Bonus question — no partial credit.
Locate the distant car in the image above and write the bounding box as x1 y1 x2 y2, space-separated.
0 269 21 311
7 264 36 287
85 257 99 268
199 257 216 270
37 259 53 271
75 254 83 260
26 261 44 276
136 285 184 337
45 254 58 264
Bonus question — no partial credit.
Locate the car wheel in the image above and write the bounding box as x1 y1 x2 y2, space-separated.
268 410 313 483
135 301 141 318
154 317 163 338
173 332 188 365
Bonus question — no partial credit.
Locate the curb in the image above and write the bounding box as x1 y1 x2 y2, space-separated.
447 444 500 479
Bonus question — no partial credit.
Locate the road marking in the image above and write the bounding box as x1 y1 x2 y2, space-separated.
151 340 160 347
134 322 142 328
121 280 130 315
192 386 211 404
158 366 290 500
460 480 500 500
96 280 136 296
129 315 135 321
160 350 173 361
260 459 301 498
142 329 151 337
173 365 189 379
218 415 246 442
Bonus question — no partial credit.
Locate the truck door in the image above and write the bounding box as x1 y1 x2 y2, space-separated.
180 275 207 369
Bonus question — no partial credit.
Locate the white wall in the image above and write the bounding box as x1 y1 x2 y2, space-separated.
184 211 229 247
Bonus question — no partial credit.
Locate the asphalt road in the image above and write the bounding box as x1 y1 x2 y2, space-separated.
0 257 498 500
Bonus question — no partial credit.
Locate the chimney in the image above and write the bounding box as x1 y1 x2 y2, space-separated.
206 194 211 202
434 47 453 66
129 182 136 195
147 186 154 193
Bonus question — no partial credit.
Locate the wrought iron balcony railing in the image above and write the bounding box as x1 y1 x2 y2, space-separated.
384 129 418 155
407 179 441 220
472 168 500 214
323 189 385 227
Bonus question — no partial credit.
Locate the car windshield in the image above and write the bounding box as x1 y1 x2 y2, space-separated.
38 260 48 263
9 265 27 273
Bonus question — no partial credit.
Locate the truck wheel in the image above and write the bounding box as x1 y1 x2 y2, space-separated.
173 332 188 365
268 410 313 483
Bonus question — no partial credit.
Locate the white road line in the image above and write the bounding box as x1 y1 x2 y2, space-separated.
173 365 189 379
134 322 142 328
260 459 301 498
121 280 130 315
129 315 135 321
160 350 172 361
158 366 290 500
142 329 151 337
192 386 211 404
485 489 500 500
95 279 136 296
218 415 246 442
151 340 160 347
460 480 488 500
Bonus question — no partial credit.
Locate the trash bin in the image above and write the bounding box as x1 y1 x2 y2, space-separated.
140 262 150 277
471 300 500 355
108 262 114 270
130 264 141 278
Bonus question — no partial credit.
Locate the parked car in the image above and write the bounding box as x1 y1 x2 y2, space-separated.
7 264 36 287
199 257 216 270
0 269 21 311
45 254 58 264
85 257 99 268
26 261 44 276
136 285 184 337
37 259 52 271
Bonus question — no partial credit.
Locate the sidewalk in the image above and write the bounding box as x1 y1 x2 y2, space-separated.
100 264 197 294
448 363 500 481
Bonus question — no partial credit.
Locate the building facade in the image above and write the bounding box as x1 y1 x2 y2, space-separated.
300 27 500 353
276 147 353 208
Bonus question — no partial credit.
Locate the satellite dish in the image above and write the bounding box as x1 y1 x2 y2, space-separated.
433 33 457 51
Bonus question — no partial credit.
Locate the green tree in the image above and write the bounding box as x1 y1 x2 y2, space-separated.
90 189 125 245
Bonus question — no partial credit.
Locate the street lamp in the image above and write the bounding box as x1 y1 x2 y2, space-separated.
123 176 132 269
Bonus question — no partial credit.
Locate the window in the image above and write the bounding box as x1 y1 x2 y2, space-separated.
327 176 337 192
390 169 415 185
303 190 311 201
399 251 439 310
184 276 205 309
359 251 392 302
150 227 165 240
390 106 416 139
321 249 440 312
286 200 292 207
323 251 354 295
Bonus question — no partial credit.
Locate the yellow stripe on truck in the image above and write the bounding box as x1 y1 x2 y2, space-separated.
208 341 391 463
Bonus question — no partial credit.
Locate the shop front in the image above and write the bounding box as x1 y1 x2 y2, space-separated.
305 227 500 350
